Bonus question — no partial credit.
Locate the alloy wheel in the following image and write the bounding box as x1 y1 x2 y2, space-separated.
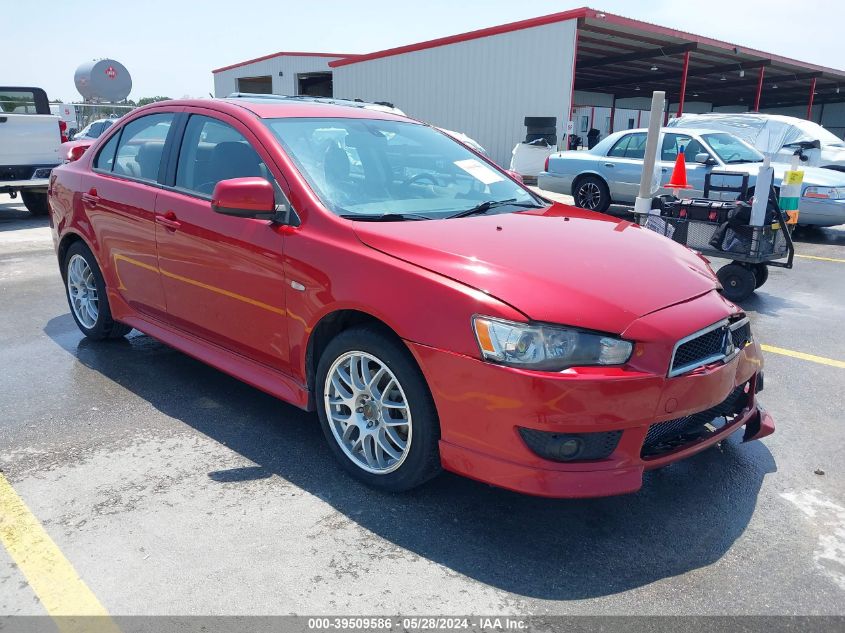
324 351 412 474
577 181 602 209
67 254 99 329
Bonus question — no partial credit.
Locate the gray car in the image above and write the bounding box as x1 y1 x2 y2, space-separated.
539 127 845 227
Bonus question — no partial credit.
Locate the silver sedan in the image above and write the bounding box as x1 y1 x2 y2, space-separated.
538 127 845 227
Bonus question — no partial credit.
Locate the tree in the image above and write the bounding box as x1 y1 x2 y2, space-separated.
137 96 172 106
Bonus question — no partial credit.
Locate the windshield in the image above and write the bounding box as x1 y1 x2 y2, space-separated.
703 133 764 164
264 117 539 218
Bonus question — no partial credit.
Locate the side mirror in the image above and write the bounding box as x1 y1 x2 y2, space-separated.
505 169 524 183
211 177 276 220
695 152 717 166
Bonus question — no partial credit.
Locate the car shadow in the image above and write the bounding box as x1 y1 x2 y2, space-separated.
0 199 48 231
790 224 845 246
44 315 776 601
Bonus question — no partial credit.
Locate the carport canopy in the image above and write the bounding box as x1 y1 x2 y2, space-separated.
573 8 845 117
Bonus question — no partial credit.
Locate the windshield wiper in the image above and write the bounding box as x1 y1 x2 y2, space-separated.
339 213 432 222
447 199 544 219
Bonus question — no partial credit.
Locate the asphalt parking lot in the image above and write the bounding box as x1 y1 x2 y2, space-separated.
1 191 844 618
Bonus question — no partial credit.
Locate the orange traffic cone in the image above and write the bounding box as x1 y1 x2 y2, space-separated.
665 145 692 190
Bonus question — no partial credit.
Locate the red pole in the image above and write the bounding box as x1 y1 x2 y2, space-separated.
807 77 817 120
609 102 616 133
753 66 765 111
676 50 690 117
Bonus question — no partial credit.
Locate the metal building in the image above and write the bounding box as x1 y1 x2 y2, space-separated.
212 7 845 167
212 52 353 100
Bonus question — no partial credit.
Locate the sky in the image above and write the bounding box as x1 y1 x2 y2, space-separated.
7 0 844 102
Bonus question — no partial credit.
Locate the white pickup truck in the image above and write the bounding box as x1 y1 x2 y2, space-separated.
1 86 65 215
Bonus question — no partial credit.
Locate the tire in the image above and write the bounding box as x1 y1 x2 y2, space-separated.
573 175 611 212
21 191 49 216
717 263 757 302
63 241 132 340
316 326 441 492
752 264 769 288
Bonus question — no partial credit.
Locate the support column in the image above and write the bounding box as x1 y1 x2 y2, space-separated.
676 50 690 117
807 77 817 120
753 66 765 111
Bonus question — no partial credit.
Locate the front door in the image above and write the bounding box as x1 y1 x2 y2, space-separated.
153 111 290 372
658 132 711 198
85 112 176 319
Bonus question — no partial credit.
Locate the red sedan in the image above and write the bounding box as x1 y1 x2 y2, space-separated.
47 97 774 497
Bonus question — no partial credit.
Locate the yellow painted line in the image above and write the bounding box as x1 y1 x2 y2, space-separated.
795 254 845 263
761 344 845 369
0 473 121 633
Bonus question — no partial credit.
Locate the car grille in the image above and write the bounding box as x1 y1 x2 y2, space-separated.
730 319 752 350
518 428 623 462
669 317 751 377
641 383 750 458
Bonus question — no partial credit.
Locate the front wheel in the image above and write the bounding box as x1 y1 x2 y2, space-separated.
63 241 132 340
316 327 441 492
21 191 49 216
573 175 611 212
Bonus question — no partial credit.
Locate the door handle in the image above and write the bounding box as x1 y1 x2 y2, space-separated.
156 211 181 231
604 163 615 168
81 188 99 208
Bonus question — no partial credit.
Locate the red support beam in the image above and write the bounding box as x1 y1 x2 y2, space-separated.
676 50 691 117
753 66 765 111
807 77 817 120
609 102 616 133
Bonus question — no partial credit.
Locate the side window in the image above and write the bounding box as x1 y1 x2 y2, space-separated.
93 132 120 172
623 133 647 159
175 115 273 196
112 113 174 182
607 135 631 158
661 134 704 161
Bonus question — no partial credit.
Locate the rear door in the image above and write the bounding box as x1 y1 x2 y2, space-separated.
153 109 290 372
599 132 647 202
84 111 177 319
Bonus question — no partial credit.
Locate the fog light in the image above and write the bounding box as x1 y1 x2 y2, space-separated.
558 437 583 459
518 428 621 462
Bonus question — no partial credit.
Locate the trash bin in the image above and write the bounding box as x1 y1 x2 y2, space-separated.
587 128 601 149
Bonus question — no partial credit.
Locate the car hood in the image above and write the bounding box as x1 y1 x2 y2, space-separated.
353 204 719 334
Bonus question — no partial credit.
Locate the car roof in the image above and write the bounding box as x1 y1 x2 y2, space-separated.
142 97 412 122
616 127 726 136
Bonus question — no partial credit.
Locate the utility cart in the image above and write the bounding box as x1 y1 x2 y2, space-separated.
635 172 795 302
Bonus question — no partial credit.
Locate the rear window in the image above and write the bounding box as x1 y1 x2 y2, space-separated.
0 88 49 115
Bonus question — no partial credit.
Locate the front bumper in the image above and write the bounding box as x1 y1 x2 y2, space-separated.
408 328 773 498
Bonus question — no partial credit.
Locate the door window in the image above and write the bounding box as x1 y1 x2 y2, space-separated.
175 115 274 196
607 133 647 159
93 132 120 171
112 113 174 182
661 134 704 161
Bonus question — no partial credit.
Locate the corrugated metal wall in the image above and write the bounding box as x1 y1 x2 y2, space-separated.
333 20 578 167
213 56 343 97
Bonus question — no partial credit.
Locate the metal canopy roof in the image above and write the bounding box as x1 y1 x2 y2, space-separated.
575 11 845 110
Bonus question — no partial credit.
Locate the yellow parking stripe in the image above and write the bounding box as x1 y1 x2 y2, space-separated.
795 254 845 263
0 473 120 633
761 344 845 369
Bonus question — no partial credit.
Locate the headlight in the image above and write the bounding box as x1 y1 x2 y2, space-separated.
472 316 633 371
803 186 845 200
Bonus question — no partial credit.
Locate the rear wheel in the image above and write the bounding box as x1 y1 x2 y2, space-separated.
21 191 49 216
316 327 441 492
573 175 611 212
63 241 132 340
717 263 757 302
